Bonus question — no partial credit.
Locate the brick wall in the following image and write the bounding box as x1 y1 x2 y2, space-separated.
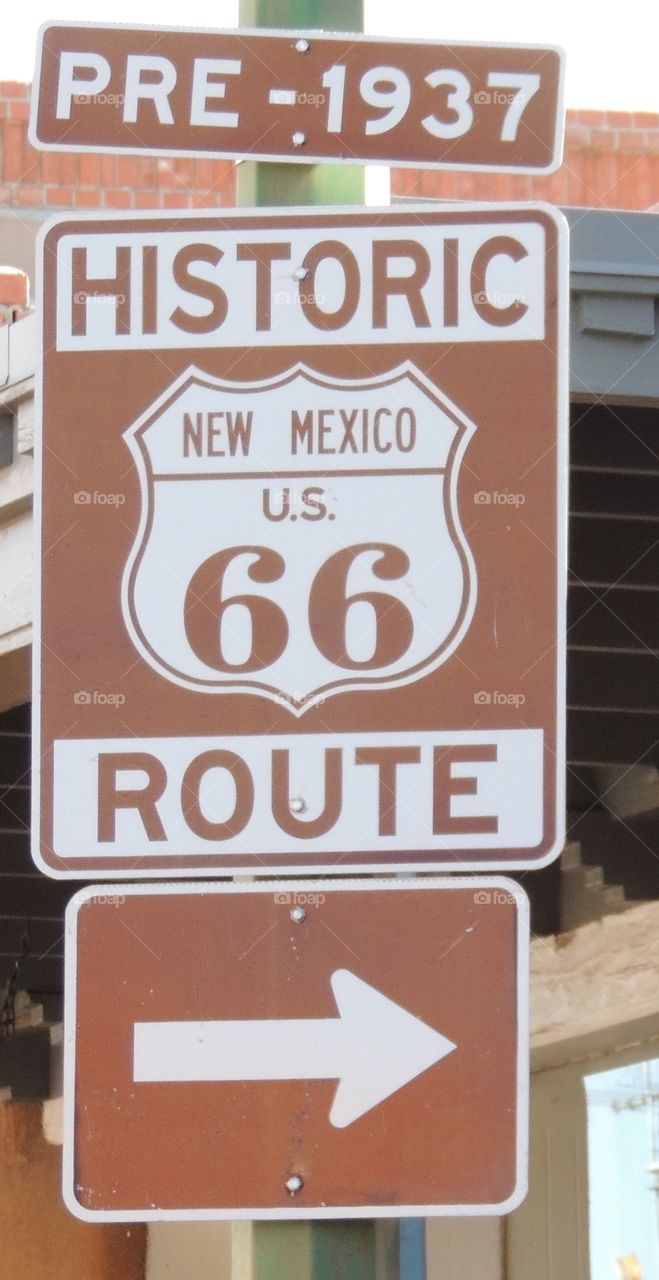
393 110 659 209
0 81 235 211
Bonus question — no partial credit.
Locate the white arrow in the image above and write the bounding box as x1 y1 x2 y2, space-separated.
133 968 457 1128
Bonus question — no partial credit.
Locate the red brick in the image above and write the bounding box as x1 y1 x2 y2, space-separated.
100 154 117 185
60 152 80 184
21 146 41 183
574 109 606 126
2 122 26 180
581 152 602 206
617 129 649 153
551 167 570 203
455 171 478 200
496 175 510 199
590 129 617 152
155 162 177 189
529 172 547 200
613 160 638 209
399 169 425 198
431 172 452 198
216 163 235 199
159 163 191 192
513 174 533 200
118 156 140 186
9 101 29 121
565 125 591 149
16 185 46 206
193 158 216 189
164 161 193 194
632 112 659 130
135 190 160 208
389 142 659 213
40 151 62 183
606 111 634 128
485 175 502 200
0 185 11 202
172 157 193 179
563 154 584 205
631 157 655 209
163 192 190 208
191 193 220 208
79 153 100 185
136 157 158 186
157 167 180 192
74 188 102 207
599 153 623 205
0 82 29 99
46 186 74 205
418 168 438 197
400 171 419 197
105 189 132 208
472 172 494 200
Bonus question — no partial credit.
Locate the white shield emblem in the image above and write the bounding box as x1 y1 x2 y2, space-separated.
122 362 477 713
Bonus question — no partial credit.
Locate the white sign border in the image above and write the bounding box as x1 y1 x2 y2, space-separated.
31 202 568 880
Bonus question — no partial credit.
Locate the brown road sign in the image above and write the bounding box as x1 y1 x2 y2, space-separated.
30 22 565 172
63 877 529 1220
33 204 568 878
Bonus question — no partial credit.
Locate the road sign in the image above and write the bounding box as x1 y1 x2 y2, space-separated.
30 22 565 173
63 877 529 1220
33 204 567 878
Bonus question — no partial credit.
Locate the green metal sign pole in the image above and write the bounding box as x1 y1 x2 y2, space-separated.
235 3 400 1277
237 0 364 207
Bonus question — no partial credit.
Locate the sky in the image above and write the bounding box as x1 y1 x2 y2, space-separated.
2 0 659 113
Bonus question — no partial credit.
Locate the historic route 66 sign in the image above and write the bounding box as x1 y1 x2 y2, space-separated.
122 362 476 710
33 205 567 878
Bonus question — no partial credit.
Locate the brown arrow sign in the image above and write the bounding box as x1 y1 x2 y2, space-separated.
30 21 564 172
63 877 529 1220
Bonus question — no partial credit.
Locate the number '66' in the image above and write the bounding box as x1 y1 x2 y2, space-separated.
183 543 413 674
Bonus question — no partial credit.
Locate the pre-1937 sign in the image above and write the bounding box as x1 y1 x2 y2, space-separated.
33 204 567 878
30 22 565 172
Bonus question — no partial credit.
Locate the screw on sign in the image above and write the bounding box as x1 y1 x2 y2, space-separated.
63 878 529 1220
30 22 565 171
33 204 567 878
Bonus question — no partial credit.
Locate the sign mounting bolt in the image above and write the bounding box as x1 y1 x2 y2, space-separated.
290 906 306 924
295 39 310 52
292 131 307 148
285 1174 304 1194
290 797 305 813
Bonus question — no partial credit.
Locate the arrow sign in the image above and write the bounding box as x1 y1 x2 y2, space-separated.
133 968 457 1128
